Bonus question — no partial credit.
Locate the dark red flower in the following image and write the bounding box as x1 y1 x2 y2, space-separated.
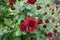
47 32 53 37
26 0 36 4
30 37 35 40
52 18 57 22
56 5 59 9
52 11 55 14
10 5 15 10
55 26 58 28
44 33 48 36
9 0 16 3
9 3 13 5
44 12 47 15
9 27 13 30
43 24 47 28
53 29 57 33
37 6 41 10
45 19 49 23
52 9 54 11
46 4 50 7
24 17 38 32
20 23 26 32
38 19 43 24
51 37 54 40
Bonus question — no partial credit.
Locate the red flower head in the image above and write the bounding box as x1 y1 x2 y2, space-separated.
26 0 37 4
44 33 48 36
38 19 43 24
52 11 55 14
44 12 48 15
53 29 57 33
10 5 15 10
37 6 41 10
9 0 16 3
47 32 53 37
51 37 54 40
24 17 38 32
46 4 50 7
55 26 58 28
43 24 47 28
9 27 13 30
52 9 54 11
56 5 59 9
45 19 49 23
52 18 57 22
20 23 26 32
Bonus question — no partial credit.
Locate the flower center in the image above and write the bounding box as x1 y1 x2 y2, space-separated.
28 21 35 27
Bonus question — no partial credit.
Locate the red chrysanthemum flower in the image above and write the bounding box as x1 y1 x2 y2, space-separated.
30 37 35 40
10 5 15 10
56 5 59 9
52 9 54 11
43 24 47 28
44 33 48 36
44 12 47 15
26 0 37 4
47 32 53 37
51 37 54 40
24 17 38 32
45 19 49 23
9 3 13 5
9 27 13 30
52 11 55 14
37 6 41 10
38 19 43 24
55 26 58 28
53 29 57 33
20 23 26 32
9 0 16 3
52 18 57 22
46 4 50 7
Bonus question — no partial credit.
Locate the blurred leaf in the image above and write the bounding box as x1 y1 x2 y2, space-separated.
4 18 12 25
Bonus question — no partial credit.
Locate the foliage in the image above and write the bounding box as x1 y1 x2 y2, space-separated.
0 0 60 40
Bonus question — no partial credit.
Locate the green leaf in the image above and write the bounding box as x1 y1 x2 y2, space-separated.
4 18 12 25
15 30 22 36
17 15 25 25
